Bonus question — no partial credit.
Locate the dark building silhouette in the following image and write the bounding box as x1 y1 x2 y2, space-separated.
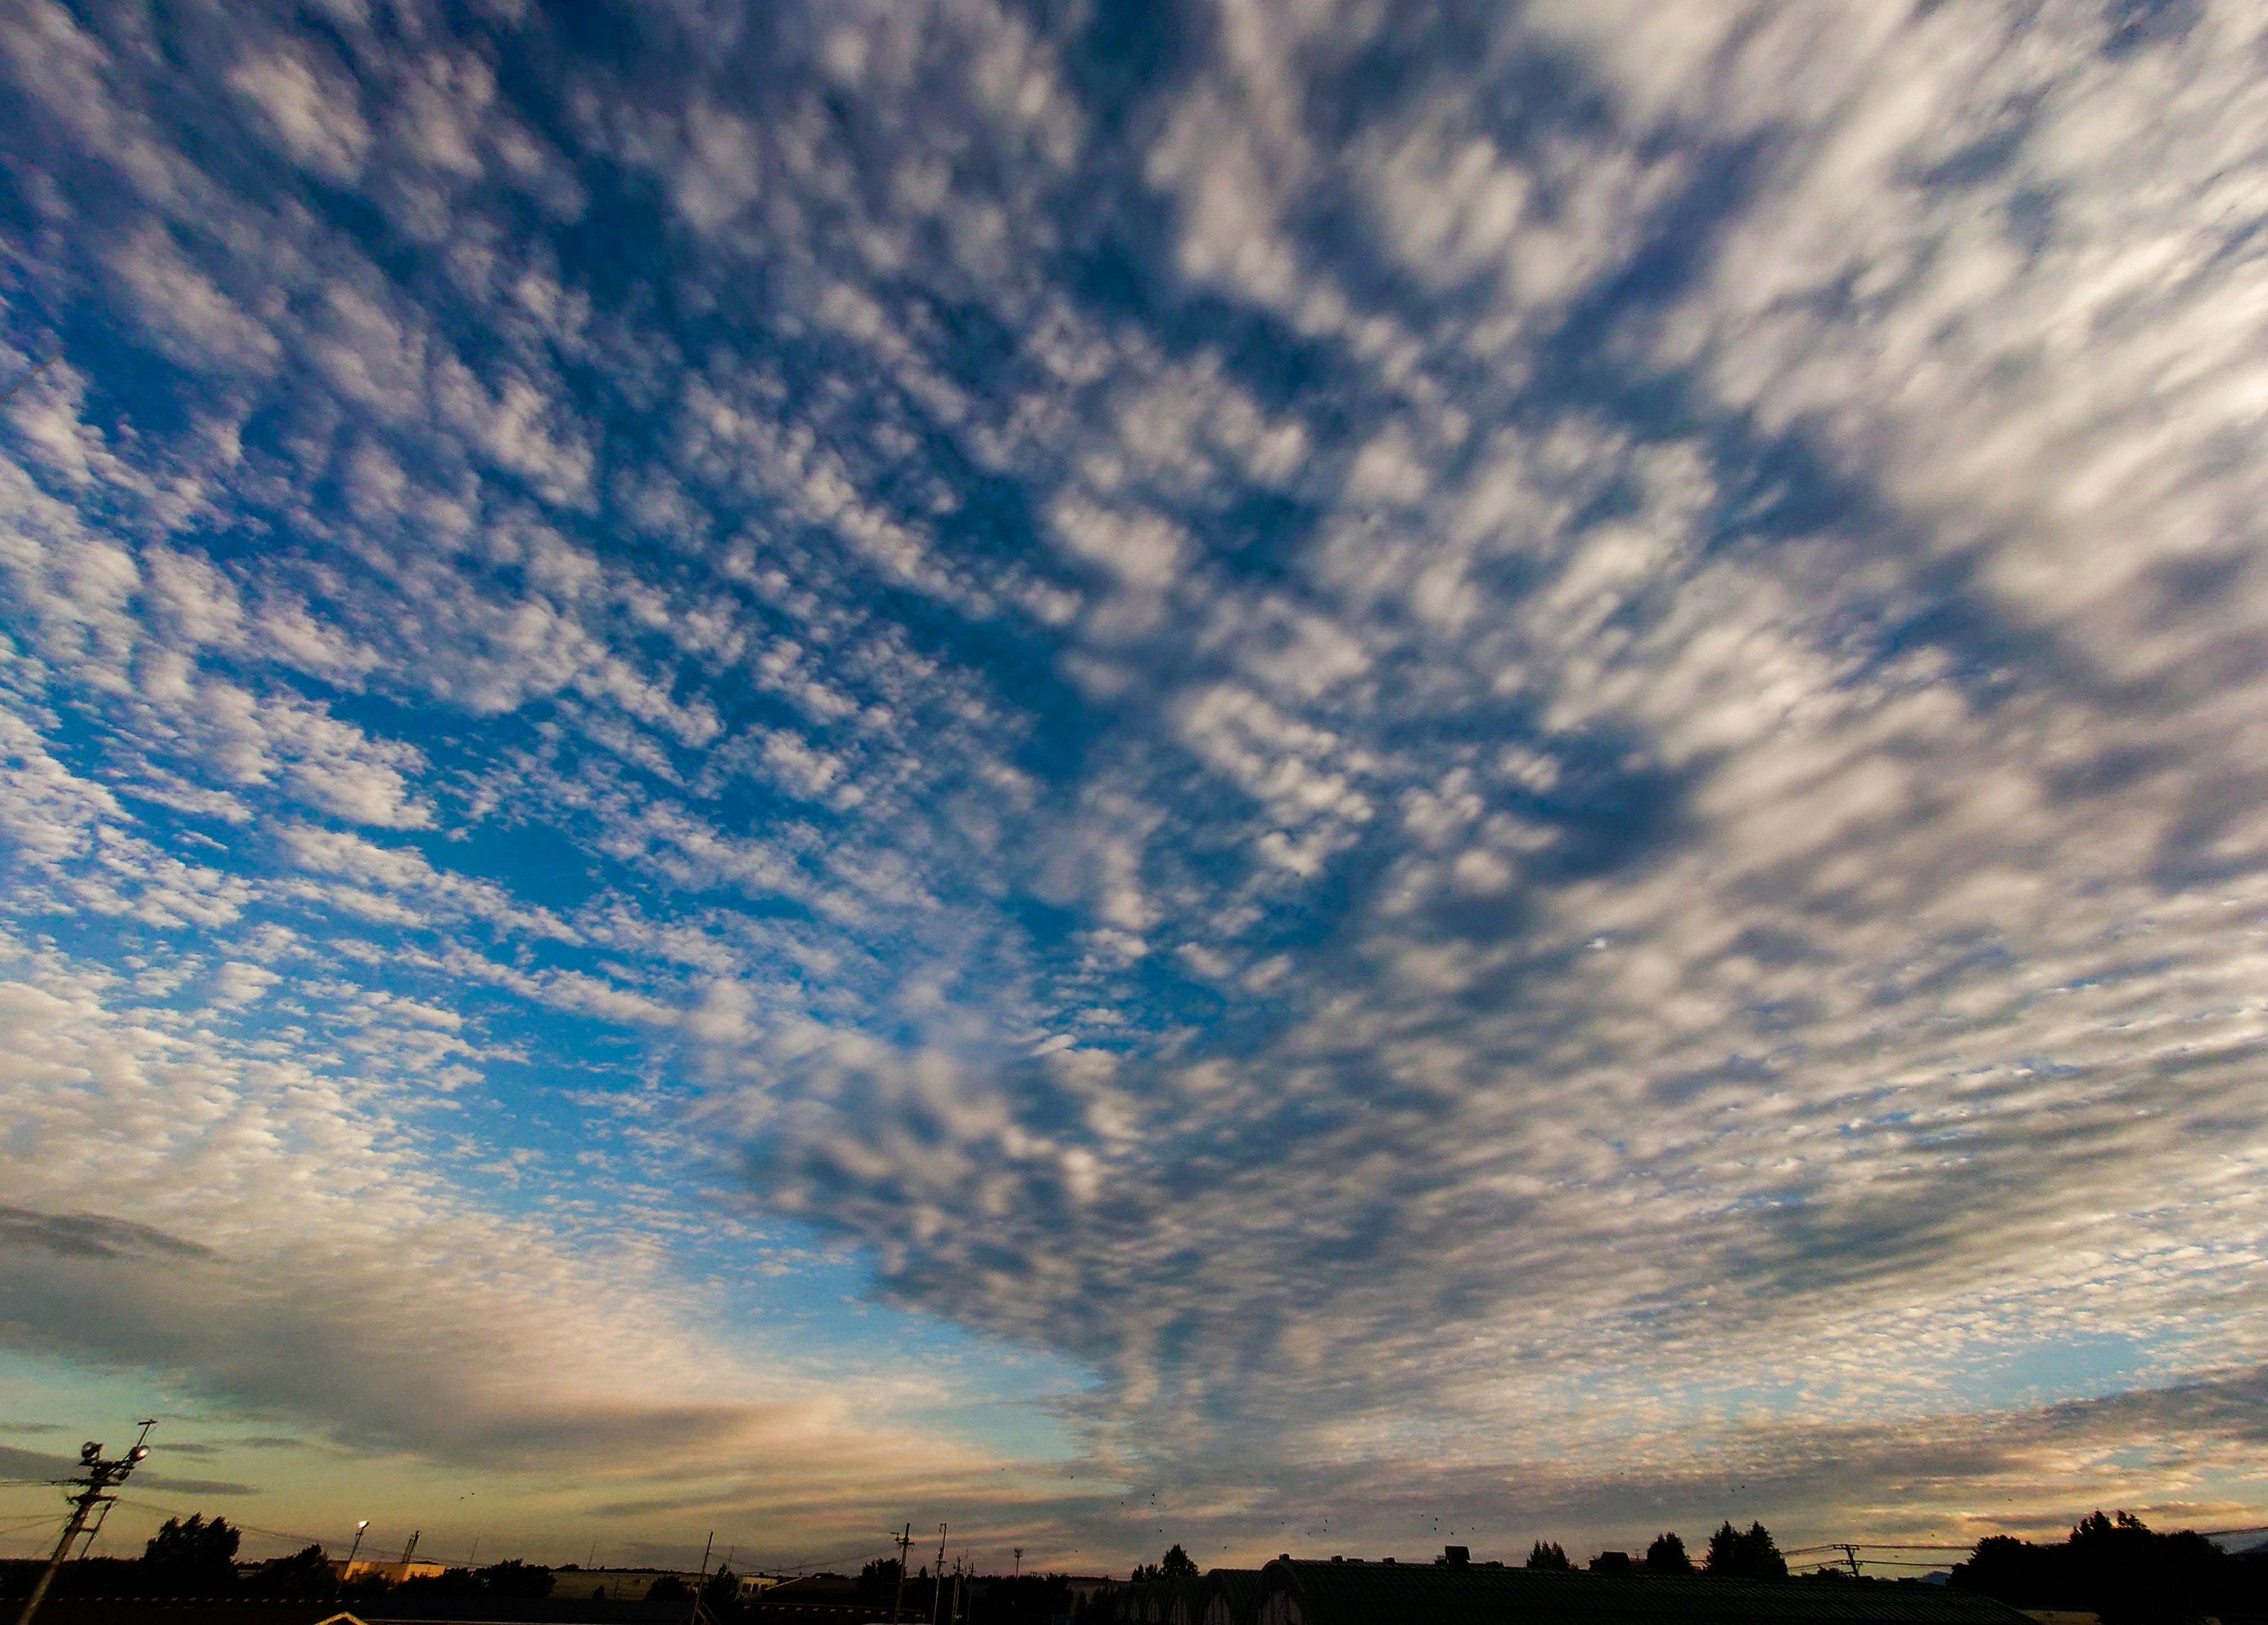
1200 1569 1265 1625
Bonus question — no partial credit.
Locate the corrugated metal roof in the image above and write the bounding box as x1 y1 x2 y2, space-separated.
1202 1569 1265 1625
1259 1559 2035 1625
1169 1576 1210 1625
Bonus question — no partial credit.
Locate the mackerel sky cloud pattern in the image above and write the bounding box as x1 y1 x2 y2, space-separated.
2 0 2266 1568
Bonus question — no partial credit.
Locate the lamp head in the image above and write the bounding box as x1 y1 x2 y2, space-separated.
128 1445 149 1461
80 1442 101 1464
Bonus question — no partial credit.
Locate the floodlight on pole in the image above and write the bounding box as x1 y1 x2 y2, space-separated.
342 1521 370 1587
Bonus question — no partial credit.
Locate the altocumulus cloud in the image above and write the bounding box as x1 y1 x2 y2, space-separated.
1 0 2266 1562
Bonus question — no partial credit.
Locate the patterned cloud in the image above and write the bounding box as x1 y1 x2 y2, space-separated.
2 0 2265 1568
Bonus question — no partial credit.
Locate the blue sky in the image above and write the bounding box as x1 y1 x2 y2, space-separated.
3 0 2267 1579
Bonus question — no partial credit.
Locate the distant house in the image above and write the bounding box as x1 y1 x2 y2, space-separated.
739 1571 882 1623
555 1568 706 1600
1249 1555 2041 1625
551 1567 788 1601
331 1557 448 1585
767 1575 861 1603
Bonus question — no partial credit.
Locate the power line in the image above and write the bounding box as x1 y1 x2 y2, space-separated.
110 1497 335 1555
726 1541 894 1577
1787 1555 1963 1570
0 351 59 409
0 1517 68 1536
1787 1522 2268 1559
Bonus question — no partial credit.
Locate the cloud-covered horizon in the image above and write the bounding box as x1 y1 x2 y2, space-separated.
3 0 2266 1571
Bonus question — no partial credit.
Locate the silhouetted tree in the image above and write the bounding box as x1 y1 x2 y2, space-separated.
478 1560 555 1598
979 1572 1078 1625
395 1559 553 1600
1703 1522 1787 1580
1130 1546 1198 1585
861 1556 905 1606
141 1515 241 1595
1526 1541 1570 1571
1588 1552 1634 1575
243 1543 333 1598
1951 1511 2232 1625
698 1561 744 1616
648 1575 695 1602
397 1568 480 1597
1645 1533 1692 1576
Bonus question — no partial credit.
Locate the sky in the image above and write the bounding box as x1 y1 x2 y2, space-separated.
2 0 2267 1582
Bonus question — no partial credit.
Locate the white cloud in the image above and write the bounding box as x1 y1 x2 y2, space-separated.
672 101 764 232
0 707 123 869
434 360 595 509
0 955 1024 1504
103 226 280 375
227 47 371 182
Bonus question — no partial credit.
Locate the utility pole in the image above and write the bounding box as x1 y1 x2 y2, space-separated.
687 1532 717 1625
1014 1548 1022 1578
1836 1545 1862 1580
931 1525 949 1625
892 1525 913 1624
13 1420 155 1625
341 1521 370 1588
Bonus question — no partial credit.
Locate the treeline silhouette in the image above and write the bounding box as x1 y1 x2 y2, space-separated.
855 1557 1089 1625
6 1506 2262 1625
1947 1511 2266 1625
1128 1545 1201 1584
1514 1511 2267 1624
386 1558 560 1601
1523 1522 1786 1579
0 1515 335 1600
